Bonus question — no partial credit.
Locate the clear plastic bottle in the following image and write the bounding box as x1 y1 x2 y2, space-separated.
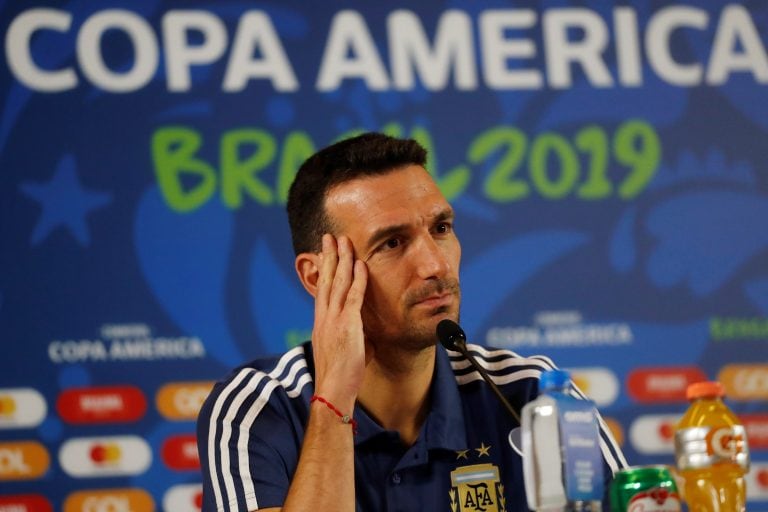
522 369 603 512
674 381 750 512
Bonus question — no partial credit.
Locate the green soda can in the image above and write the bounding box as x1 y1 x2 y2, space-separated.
609 465 681 512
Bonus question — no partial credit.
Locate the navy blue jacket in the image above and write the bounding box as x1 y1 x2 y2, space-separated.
197 342 626 511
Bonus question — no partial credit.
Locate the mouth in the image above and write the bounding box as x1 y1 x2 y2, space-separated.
413 293 454 309
406 278 461 313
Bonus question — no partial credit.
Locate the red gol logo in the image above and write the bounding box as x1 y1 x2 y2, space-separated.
0 494 53 511
627 367 707 403
161 434 200 471
57 386 146 424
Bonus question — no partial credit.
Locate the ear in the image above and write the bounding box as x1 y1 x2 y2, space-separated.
295 252 320 298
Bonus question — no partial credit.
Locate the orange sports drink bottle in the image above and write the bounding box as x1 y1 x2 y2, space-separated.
674 381 750 512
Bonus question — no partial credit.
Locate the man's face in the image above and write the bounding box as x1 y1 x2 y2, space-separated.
324 165 461 351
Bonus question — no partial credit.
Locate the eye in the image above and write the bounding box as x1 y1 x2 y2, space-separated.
435 222 452 234
372 234 407 256
384 238 401 249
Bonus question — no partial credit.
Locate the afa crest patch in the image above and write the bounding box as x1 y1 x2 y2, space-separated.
449 463 507 512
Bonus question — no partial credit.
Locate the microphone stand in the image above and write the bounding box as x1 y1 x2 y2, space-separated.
437 319 521 424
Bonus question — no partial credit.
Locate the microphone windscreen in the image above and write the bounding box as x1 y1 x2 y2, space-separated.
436 319 466 350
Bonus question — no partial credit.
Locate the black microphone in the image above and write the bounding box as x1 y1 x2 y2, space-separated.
436 319 521 424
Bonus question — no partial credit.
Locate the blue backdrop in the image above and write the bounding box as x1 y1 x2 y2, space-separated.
1 1 767 510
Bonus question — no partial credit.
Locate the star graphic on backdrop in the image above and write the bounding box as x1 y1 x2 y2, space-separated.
19 154 112 246
455 449 469 460
475 442 491 457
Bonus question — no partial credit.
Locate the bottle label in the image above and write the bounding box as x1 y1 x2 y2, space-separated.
674 425 750 470
627 487 681 512
557 399 604 501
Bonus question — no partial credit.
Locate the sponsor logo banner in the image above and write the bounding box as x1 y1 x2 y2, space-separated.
0 388 47 429
741 414 768 451
629 414 680 455
161 434 200 471
568 367 619 407
63 488 154 512
719 364 768 401
155 382 213 421
746 462 768 501
627 367 707 403
0 494 53 512
1 1 767 509
0 441 50 481
163 483 203 512
57 385 147 424
59 436 152 477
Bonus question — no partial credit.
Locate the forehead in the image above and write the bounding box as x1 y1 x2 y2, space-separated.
324 165 451 236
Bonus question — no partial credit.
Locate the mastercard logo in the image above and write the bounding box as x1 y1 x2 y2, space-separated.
63 488 154 512
57 385 146 424
747 462 768 500
161 434 200 471
90 443 122 465
59 436 151 478
156 382 214 420
626 367 707 403
628 414 680 455
0 395 16 415
0 494 53 512
0 441 50 481
718 364 768 401
0 388 47 429
163 483 203 512
567 367 619 407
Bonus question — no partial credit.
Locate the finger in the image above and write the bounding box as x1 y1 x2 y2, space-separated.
328 236 355 312
344 259 368 313
315 234 338 317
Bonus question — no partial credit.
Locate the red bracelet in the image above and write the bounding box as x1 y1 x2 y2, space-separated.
310 395 358 435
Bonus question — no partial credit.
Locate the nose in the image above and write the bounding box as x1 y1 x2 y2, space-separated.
414 233 451 280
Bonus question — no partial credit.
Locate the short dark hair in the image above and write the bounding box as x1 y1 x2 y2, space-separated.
287 132 427 255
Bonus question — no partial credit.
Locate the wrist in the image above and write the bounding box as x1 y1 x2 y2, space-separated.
312 386 357 412
310 395 358 435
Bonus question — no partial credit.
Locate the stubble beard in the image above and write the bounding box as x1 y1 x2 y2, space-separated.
365 278 461 355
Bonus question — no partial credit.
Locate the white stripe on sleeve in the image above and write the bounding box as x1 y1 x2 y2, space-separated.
208 346 307 511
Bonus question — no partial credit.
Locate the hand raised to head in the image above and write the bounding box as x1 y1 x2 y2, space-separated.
310 234 369 411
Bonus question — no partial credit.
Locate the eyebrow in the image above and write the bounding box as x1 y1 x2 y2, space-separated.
364 207 455 254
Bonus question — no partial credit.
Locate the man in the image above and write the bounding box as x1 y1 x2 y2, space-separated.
197 133 627 512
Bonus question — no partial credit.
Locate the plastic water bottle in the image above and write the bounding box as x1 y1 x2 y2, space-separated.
522 369 603 512
674 381 750 512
